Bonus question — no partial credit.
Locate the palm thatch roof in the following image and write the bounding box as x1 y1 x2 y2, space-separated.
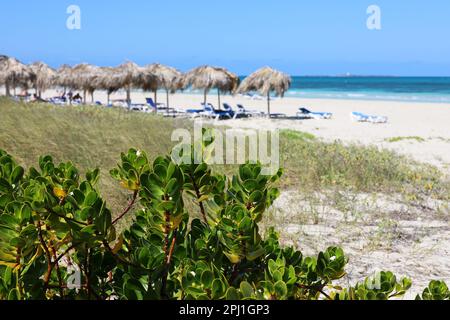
29 62 57 97
114 61 144 87
76 64 102 102
237 66 291 97
141 63 182 108
71 63 99 90
114 61 147 105
182 65 239 107
237 67 291 116
0 56 34 95
182 65 239 94
55 63 100 103
144 63 182 92
92 67 127 105
93 67 125 93
55 64 74 89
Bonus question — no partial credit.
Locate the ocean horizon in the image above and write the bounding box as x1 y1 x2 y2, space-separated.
179 76 450 103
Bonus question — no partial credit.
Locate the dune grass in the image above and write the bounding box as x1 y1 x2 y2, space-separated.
385 136 426 143
0 97 190 216
279 130 447 198
1 98 448 219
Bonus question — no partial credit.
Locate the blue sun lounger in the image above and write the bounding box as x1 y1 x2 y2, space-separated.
145 97 167 109
223 103 241 119
201 104 233 120
297 107 332 119
186 103 207 114
186 103 232 120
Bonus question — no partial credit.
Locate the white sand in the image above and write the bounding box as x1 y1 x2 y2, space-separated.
271 190 450 299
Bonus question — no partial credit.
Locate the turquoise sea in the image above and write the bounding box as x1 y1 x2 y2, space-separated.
283 77 450 103
182 76 450 103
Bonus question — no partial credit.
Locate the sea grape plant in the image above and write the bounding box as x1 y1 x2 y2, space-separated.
0 139 447 300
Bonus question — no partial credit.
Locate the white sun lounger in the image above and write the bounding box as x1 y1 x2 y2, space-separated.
351 112 388 123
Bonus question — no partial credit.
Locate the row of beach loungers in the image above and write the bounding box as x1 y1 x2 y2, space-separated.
12 94 389 124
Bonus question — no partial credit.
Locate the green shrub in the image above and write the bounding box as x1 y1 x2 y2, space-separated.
416 280 450 300
0 140 447 300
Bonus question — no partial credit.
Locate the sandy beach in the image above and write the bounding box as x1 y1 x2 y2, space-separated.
1 88 449 299
3 0 450 303
35 88 450 172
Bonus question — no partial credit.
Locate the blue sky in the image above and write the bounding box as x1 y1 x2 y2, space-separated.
0 0 449 75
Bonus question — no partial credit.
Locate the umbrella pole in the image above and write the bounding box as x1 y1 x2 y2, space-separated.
5 83 10 97
126 85 131 107
83 90 87 104
217 89 221 110
107 92 110 106
166 89 170 114
267 92 271 118
91 91 94 103
203 90 207 106
12 76 16 96
154 90 157 106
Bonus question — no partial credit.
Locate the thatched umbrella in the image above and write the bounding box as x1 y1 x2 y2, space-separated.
55 64 73 91
143 63 182 109
93 67 126 106
0 55 8 90
114 61 144 106
0 56 34 96
182 65 239 109
237 67 291 117
29 62 56 98
69 63 100 103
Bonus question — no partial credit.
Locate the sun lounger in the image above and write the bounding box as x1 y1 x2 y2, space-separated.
185 103 229 120
130 104 151 113
49 97 67 105
146 97 182 115
161 108 188 118
111 99 129 108
235 104 285 118
186 106 205 114
236 104 265 118
185 104 213 119
28 96 49 104
13 94 33 102
200 104 233 120
351 112 388 123
269 113 287 118
297 107 332 119
223 103 240 119
72 98 82 105
146 97 168 109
